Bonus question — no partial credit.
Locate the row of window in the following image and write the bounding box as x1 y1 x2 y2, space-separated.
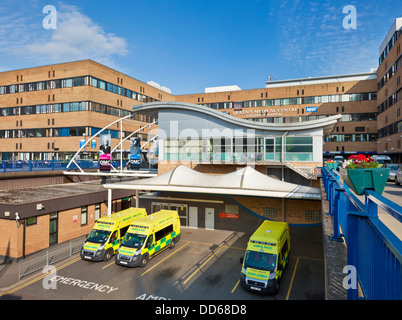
250 115 324 123
90 77 159 102
0 127 120 139
248 113 377 124
26 204 104 228
203 92 377 110
164 136 313 162
0 127 150 143
379 29 401 66
0 75 161 104
325 134 378 142
378 55 402 90
377 88 402 114
0 76 88 94
378 120 402 139
0 101 156 123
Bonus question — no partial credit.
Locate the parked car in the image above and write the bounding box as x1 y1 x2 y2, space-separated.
395 166 402 186
385 164 402 181
372 155 393 166
334 156 343 164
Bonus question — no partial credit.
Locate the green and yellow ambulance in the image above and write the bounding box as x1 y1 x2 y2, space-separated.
115 210 180 267
80 207 147 262
240 220 290 294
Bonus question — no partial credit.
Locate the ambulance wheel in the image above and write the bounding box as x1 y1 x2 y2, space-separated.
140 254 149 268
104 249 113 262
169 238 176 249
273 280 280 294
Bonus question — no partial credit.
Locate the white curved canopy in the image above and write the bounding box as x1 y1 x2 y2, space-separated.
104 165 321 200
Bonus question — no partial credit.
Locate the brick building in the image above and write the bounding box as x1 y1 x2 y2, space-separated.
0 59 173 161
0 181 137 259
0 61 381 162
376 17 402 162
175 72 378 160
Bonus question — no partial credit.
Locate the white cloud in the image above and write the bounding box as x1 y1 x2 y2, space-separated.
25 5 128 64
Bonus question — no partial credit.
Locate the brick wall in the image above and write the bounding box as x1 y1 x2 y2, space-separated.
0 195 133 259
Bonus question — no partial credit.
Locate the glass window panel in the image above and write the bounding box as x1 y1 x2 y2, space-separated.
64 79 73 87
286 145 313 152
71 102 79 112
99 80 106 90
286 136 312 145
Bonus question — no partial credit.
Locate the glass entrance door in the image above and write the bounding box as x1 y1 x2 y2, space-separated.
264 138 276 161
151 202 188 226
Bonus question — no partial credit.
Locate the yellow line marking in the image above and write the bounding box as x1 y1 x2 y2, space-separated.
141 242 190 277
231 279 240 293
0 256 81 297
295 255 324 262
286 256 299 300
183 246 223 285
102 260 116 269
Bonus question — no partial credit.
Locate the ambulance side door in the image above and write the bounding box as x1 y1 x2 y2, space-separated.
110 230 120 253
145 234 155 257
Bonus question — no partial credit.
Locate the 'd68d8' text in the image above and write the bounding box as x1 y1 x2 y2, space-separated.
199 304 246 315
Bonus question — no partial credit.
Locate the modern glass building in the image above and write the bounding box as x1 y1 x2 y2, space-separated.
131 101 341 180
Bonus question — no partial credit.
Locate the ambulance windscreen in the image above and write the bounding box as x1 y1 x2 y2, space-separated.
121 233 147 248
86 229 111 244
244 250 277 271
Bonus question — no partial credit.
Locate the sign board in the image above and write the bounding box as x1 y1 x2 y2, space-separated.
99 134 111 172
305 106 317 112
219 213 239 219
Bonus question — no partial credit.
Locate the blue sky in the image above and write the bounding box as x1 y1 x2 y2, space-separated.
0 0 400 94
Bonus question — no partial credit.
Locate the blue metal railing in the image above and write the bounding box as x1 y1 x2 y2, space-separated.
321 166 402 300
0 160 129 173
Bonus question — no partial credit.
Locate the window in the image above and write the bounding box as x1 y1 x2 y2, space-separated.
285 136 313 161
305 210 321 221
263 207 278 219
81 206 88 226
95 203 101 221
63 78 73 88
120 225 130 238
27 216 37 226
225 205 239 215
155 224 173 242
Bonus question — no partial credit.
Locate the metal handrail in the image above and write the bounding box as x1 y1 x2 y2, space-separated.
321 166 402 300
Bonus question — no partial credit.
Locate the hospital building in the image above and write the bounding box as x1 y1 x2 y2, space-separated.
0 17 401 259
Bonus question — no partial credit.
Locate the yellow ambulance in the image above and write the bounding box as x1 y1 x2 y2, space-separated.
240 220 290 294
80 207 147 262
115 210 180 267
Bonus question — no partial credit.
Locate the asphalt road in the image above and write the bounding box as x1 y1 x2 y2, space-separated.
0 226 325 301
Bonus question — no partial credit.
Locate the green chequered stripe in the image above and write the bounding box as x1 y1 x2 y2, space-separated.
155 231 178 252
